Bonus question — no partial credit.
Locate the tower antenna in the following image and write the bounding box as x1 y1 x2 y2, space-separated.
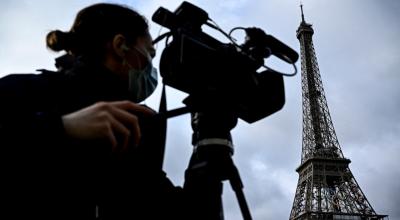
300 2 305 23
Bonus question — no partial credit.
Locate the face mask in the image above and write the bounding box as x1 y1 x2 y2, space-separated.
124 44 158 103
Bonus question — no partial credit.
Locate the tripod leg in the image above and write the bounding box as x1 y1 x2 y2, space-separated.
184 153 225 220
229 161 253 220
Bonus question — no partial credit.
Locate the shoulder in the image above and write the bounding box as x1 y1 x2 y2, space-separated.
0 70 66 101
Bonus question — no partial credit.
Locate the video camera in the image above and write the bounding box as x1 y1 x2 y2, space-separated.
152 1 298 123
148 3 300 219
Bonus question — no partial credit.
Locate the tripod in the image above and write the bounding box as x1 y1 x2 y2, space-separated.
182 105 253 220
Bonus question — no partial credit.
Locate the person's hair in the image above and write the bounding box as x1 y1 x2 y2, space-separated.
46 3 148 61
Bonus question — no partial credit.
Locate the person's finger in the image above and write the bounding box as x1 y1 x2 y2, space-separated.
105 124 118 151
111 100 156 116
130 115 141 148
107 107 142 150
106 113 131 151
121 134 130 152
108 105 141 128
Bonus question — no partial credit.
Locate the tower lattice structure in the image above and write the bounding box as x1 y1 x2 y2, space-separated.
289 5 387 220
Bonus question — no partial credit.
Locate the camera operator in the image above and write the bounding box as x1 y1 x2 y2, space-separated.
0 3 185 219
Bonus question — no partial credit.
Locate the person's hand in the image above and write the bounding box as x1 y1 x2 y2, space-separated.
62 100 155 152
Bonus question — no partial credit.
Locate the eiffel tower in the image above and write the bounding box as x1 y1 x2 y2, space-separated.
289 5 388 220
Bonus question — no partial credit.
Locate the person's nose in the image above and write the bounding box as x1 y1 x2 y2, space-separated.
148 44 156 58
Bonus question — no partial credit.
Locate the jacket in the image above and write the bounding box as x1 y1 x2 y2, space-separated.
0 57 183 219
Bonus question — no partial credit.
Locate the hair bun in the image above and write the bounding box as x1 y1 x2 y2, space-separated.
46 30 72 52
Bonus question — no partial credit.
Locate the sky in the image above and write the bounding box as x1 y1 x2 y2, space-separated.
0 0 399 219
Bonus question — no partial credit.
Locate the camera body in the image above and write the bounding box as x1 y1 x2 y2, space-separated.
153 2 297 123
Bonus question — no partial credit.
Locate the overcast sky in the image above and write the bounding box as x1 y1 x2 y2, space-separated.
1 0 399 219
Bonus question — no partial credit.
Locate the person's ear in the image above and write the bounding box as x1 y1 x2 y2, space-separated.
112 34 129 58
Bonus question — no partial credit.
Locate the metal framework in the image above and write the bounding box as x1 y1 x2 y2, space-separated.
289 5 387 220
